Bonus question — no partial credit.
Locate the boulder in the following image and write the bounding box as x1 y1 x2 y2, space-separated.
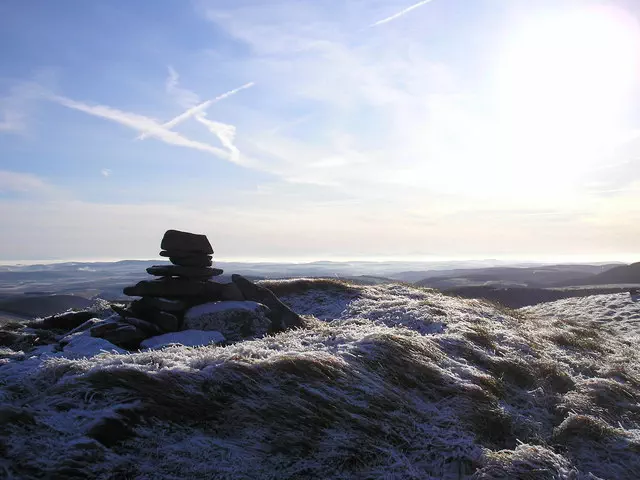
220 282 245 301
110 304 134 318
123 278 224 298
89 320 121 338
27 310 95 331
161 229 213 254
60 330 126 357
66 317 105 337
146 310 181 332
183 301 272 341
90 322 147 349
120 317 163 336
146 265 223 279
130 297 186 314
168 255 213 268
141 330 225 349
231 274 303 331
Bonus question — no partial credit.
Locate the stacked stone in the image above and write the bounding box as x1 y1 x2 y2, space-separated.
90 229 304 350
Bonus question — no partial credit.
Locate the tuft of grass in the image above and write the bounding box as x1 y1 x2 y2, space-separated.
548 330 604 352
474 444 576 480
552 414 624 443
488 356 537 388
463 325 497 351
258 278 361 297
468 405 515 449
534 360 575 394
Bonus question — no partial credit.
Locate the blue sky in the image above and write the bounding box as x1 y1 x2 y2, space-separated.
1 0 640 262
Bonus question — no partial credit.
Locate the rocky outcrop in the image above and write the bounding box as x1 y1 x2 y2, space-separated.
183 301 272 341
27 311 96 331
146 265 223 279
231 274 304 332
88 229 304 350
123 278 225 298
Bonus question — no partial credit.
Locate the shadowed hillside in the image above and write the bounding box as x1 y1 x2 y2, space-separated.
560 262 640 286
1 280 639 479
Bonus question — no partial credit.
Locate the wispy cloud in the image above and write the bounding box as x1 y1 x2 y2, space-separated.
100 168 112 177
164 65 200 109
137 80 255 140
0 170 50 193
0 170 66 198
0 110 26 133
0 80 46 134
48 94 238 163
370 0 435 27
195 113 239 162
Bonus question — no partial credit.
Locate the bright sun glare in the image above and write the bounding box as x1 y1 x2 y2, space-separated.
493 5 640 188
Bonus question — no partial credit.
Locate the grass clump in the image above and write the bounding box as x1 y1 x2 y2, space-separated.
259 278 361 297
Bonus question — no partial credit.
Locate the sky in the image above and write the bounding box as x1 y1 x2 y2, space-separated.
1 0 640 263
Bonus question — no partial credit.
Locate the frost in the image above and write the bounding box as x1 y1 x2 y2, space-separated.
1 283 639 478
60 330 127 357
141 330 225 349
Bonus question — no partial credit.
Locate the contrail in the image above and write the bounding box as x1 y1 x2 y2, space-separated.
370 0 435 27
137 81 255 140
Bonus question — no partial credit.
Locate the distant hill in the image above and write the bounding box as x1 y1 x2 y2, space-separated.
559 262 640 286
443 285 636 308
0 295 93 318
414 264 619 289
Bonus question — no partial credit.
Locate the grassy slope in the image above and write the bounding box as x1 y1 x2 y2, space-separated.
1 280 639 479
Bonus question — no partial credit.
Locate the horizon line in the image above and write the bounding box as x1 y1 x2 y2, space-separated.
1 253 639 267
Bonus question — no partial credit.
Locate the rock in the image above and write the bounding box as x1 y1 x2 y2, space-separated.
231 274 303 332
220 282 245 301
147 310 181 332
110 304 134 318
0 331 20 347
130 297 186 314
123 278 224 298
161 229 213 254
141 330 225 349
183 301 272 341
146 265 223 279
65 317 106 337
169 255 213 267
60 330 126 357
91 323 147 349
27 310 95 331
120 317 163 336
90 320 121 338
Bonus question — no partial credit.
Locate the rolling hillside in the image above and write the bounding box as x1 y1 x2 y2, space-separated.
1 280 639 479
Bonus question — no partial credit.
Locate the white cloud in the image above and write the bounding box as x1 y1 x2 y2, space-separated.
195 113 239 162
137 74 254 140
0 187 639 261
0 170 66 198
100 168 112 177
370 0 436 27
0 170 49 193
0 109 26 133
0 80 46 134
47 93 243 164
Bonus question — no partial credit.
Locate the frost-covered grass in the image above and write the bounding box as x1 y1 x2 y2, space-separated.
1 284 640 478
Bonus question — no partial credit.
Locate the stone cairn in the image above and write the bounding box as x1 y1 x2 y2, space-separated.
90 229 303 350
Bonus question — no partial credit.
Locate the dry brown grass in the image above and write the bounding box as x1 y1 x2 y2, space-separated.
258 278 361 297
